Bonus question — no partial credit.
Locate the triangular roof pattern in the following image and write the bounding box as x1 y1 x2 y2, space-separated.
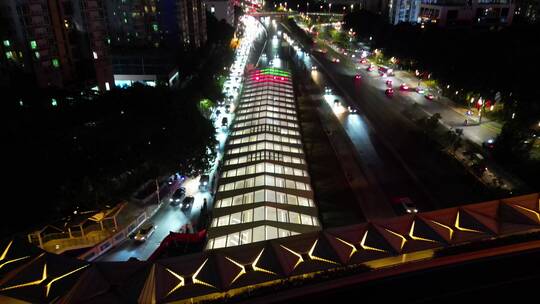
1 193 539 303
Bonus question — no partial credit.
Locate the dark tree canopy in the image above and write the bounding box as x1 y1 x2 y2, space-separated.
4 84 217 236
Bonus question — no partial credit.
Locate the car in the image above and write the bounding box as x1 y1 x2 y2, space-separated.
331 57 340 63
367 65 376 72
354 74 362 80
347 106 358 113
385 80 393 87
392 197 418 214
359 58 368 64
180 196 195 213
134 223 156 242
324 87 332 94
170 187 186 206
399 83 410 91
425 94 435 100
333 99 341 106
482 138 496 149
311 65 317 71
199 174 210 190
385 88 394 96
225 104 231 113
415 87 425 94
221 117 228 127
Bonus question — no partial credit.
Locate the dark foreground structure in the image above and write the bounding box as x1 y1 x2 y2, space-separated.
0 193 539 303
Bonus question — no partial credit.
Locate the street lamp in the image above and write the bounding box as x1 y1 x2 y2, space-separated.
329 3 332 13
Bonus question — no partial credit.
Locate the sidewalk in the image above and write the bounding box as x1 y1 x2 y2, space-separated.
394 71 502 130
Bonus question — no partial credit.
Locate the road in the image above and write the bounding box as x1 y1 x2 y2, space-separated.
98 177 212 261
98 16 266 261
282 21 495 210
285 36 428 218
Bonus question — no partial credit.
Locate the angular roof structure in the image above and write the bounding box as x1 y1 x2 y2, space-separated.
0 194 539 303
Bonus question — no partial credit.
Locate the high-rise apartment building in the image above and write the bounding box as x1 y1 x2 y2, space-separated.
178 0 207 48
105 0 207 49
105 0 162 47
514 0 539 22
419 0 515 27
204 0 234 26
388 0 422 24
0 0 113 90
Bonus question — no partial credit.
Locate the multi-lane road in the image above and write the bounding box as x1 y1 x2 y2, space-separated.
281 20 494 212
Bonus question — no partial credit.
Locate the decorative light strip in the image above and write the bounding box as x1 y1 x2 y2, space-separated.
454 212 482 233
45 264 89 297
384 229 407 251
430 220 454 240
360 231 387 253
408 221 437 243
307 240 338 265
513 205 540 222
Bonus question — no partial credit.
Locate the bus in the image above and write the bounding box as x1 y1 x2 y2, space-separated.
378 65 394 76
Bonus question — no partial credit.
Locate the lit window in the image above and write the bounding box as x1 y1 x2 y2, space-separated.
218 215 229 226
230 212 241 225
232 195 243 206
105 82 110 91
3 40 9 47
301 214 313 225
221 197 232 207
242 209 253 223
266 226 278 240
227 233 240 247
278 229 290 238
52 58 60 68
254 206 264 221
289 212 300 224
278 209 288 222
30 40 37 49
211 5 215 13
5 51 13 60
254 190 264 203
93 51 98 59
266 207 277 221
253 226 265 242
214 236 226 248
240 229 252 244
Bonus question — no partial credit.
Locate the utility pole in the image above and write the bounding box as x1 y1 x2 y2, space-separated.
155 178 160 204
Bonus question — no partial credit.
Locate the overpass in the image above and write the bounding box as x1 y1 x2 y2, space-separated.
0 193 538 303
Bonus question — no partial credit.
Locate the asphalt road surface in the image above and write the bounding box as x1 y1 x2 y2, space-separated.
282 21 494 210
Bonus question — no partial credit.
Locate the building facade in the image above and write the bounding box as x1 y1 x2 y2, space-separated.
178 0 207 47
204 0 234 25
419 0 515 26
388 0 422 24
105 0 207 49
515 0 539 22
206 68 321 250
0 0 113 90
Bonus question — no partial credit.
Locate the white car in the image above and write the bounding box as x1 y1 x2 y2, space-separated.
393 197 418 213
134 224 156 242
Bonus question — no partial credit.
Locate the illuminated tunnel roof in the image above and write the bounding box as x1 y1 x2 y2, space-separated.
0 193 539 303
205 68 322 250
